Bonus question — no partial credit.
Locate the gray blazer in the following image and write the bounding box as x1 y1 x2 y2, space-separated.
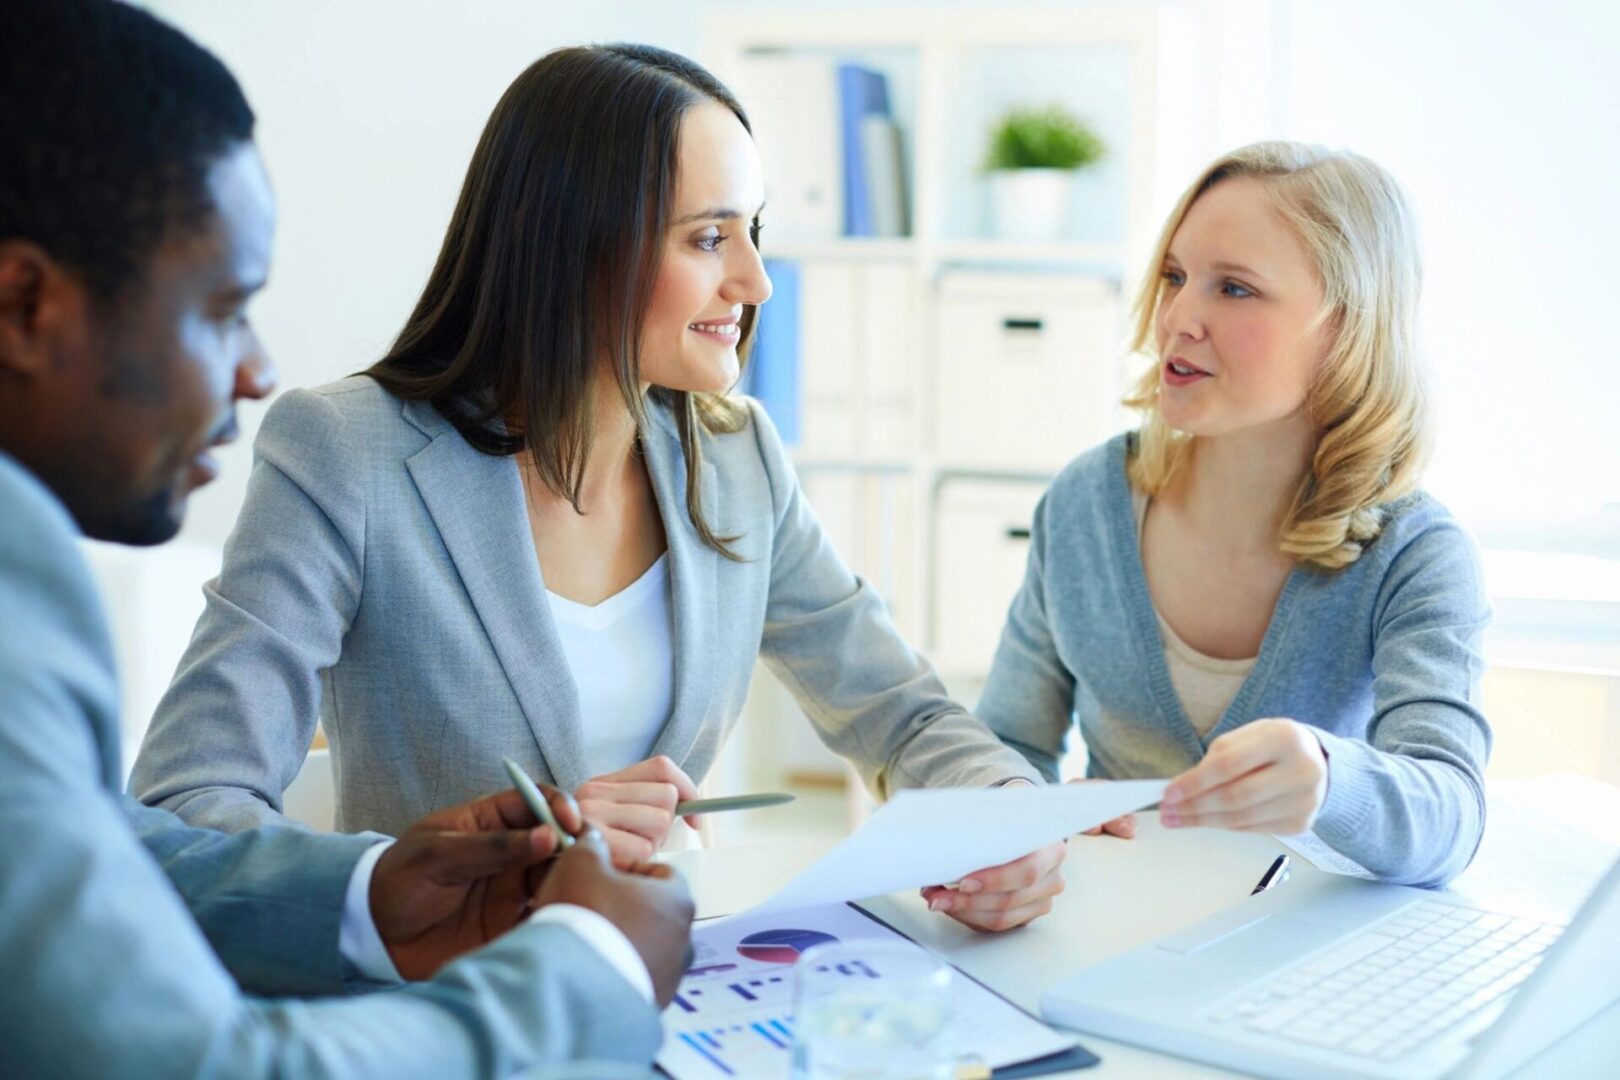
132 377 1035 836
0 449 660 1078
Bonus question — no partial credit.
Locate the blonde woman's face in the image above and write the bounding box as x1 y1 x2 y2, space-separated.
1153 176 1328 437
639 101 771 395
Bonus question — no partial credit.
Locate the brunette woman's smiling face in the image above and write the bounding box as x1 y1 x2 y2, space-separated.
638 100 771 394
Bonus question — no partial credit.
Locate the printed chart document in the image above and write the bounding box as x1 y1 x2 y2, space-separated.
657 903 1081 1078
740 779 1167 917
655 781 1166 1076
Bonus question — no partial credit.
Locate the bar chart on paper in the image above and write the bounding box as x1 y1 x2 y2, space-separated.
658 905 905 1077
655 903 1080 1079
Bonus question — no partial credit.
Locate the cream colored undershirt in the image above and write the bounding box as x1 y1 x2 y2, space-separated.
1135 492 1257 737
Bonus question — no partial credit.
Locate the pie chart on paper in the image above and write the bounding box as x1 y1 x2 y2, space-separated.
735 928 838 964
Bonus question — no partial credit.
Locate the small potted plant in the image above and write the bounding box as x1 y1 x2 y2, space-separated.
983 104 1106 242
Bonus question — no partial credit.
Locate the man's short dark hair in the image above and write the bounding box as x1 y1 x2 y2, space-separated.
0 0 255 301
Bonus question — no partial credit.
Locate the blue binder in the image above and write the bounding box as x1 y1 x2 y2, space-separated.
837 64 891 237
740 258 801 446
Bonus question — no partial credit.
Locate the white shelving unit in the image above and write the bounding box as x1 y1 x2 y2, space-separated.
705 5 1196 273
700 5 1196 798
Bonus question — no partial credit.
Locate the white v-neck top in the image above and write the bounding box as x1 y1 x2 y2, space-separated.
545 553 675 778
1133 492 1256 737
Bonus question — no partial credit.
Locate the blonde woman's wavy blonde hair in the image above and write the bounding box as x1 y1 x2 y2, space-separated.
1123 141 1430 571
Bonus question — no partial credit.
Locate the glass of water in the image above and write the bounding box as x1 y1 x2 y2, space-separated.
791 939 953 1080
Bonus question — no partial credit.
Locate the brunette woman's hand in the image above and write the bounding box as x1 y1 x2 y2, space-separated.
1069 777 1138 838
1160 718 1329 835
919 841 1068 933
574 755 702 866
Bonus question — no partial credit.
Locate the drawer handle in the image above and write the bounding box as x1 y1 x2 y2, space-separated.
1002 317 1043 332
1005 526 1032 540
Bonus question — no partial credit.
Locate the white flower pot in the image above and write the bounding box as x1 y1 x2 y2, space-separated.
989 168 1075 243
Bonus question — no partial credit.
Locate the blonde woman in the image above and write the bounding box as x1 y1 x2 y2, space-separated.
966 142 1488 892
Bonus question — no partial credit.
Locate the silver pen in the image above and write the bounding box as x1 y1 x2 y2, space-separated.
502 757 575 849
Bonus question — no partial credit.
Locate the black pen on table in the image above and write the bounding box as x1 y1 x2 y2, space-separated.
1251 854 1291 895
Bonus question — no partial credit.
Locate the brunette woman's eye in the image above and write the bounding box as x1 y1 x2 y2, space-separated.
696 231 725 253
749 218 763 247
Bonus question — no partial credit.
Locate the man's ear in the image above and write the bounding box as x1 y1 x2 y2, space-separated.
0 239 87 378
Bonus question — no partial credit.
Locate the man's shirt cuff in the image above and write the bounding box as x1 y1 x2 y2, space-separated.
340 839 403 984
528 903 656 1004
341 841 653 1002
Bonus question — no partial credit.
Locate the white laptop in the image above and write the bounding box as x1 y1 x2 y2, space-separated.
1042 853 1620 1079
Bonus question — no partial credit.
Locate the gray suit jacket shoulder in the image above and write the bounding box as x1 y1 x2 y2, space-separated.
0 450 660 1077
132 378 1034 836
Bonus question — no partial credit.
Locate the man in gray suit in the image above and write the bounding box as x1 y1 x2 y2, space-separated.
0 1 693 1075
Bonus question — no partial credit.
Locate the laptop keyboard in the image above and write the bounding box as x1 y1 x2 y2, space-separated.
1205 901 1564 1061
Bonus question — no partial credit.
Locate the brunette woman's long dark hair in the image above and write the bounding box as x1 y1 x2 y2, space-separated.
365 43 756 557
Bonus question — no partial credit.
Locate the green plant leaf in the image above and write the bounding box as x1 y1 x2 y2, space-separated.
983 104 1106 171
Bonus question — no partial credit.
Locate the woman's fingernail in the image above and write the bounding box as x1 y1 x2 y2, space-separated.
958 879 983 894
929 896 948 912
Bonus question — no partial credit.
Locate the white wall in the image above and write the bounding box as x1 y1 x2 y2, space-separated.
1280 0 1620 527
145 0 708 546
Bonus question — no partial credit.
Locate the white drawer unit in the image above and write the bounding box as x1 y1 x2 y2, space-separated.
929 476 1050 677
932 272 1125 472
798 261 919 460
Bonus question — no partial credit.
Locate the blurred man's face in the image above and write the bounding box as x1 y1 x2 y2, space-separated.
27 142 278 544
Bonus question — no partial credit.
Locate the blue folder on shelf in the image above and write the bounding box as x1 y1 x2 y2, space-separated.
837 63 891 237
740 258 801 446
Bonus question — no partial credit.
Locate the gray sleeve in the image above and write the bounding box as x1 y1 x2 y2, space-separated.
129 389 365 832
747 403 1040 796
1312 521 1493 887
973 491 1076 784
1 787 661 1077
1 527 661 1079
124 795 378 997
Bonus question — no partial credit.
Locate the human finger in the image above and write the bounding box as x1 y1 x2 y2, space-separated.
929 866 1064 916
591 756 702 803
575 780 680 813
592 826 657 866
1080 811 1137 837
576 799 673 843
1167 790 1315 833
1100 812 1137 838
1163 727 1284 806
406 827 552 884
944 894 1059 933
1164 765 1287 823
953 842 1066 896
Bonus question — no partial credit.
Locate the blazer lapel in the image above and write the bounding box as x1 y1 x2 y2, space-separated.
400 401 590 791
643 406 719 766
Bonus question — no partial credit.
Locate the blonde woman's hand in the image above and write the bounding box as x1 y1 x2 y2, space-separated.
574 755 702 866
1160 718 1329 835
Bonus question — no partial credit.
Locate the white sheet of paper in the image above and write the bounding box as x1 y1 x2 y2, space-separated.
737 779 1167 918
657 902 1078 1078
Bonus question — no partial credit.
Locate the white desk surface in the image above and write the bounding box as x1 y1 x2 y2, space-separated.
666 775 1620 1078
